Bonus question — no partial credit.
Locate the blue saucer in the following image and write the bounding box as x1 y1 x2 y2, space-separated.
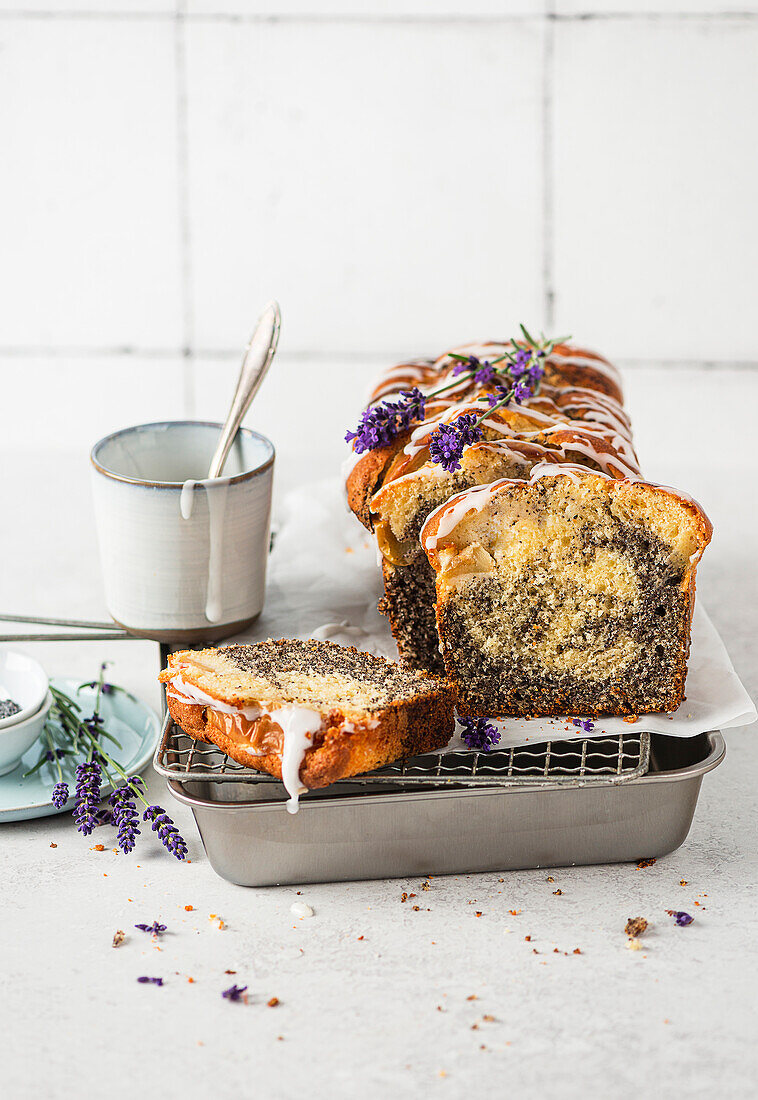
0 677 159 823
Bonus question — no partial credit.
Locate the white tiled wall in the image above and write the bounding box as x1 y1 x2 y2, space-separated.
1 1 756 457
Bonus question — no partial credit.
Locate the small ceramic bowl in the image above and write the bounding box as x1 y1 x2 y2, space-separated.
0 650 49 729
0 690 52 776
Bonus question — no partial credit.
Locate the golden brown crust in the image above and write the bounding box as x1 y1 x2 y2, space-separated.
165 687 454 789
345 439 406 530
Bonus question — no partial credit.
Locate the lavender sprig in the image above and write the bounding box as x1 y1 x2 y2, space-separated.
40 670 188 862
345 387 426 453
143 805 188 861
459 716 501 752
137 976 164 986
345 327 569 458
571 718 595 733
427 413 483 473
110 780 142 854
73 761 103 835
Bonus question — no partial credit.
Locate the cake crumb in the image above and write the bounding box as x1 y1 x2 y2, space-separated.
636 858 657 869
184 905 194 911
50 843 57 849
267 997 280 1008
625 917 648 938
112 930 125 948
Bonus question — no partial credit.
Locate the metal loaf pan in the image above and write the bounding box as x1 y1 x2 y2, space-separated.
167 732 725 887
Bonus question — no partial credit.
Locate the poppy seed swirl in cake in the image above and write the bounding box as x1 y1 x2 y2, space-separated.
420 471 711 717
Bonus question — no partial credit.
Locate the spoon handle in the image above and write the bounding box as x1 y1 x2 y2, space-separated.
206 300 281 479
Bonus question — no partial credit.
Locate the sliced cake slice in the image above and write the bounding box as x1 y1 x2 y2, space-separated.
160 639 454 810
420 469 712 717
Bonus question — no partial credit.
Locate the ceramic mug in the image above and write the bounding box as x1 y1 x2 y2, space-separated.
91 422 275 642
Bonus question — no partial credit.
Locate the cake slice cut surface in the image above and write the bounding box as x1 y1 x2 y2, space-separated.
160 639 454 811
420 470 712 717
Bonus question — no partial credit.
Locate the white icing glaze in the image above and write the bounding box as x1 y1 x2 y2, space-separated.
421 480 511 551
168 674 263 723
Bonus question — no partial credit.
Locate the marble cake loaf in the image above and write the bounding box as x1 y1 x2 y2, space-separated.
160 639 454 809
346 340 640 674
344 337 711 716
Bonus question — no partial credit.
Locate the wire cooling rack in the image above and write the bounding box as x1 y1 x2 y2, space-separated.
154 713 651 790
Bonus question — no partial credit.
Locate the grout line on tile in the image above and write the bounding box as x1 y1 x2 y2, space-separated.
542 1 555 331
2 10 758 25
1 346 758 371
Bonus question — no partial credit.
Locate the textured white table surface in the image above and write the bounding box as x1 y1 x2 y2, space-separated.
1 368 757 1099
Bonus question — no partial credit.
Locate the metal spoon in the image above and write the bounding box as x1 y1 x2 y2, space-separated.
206 300 281 479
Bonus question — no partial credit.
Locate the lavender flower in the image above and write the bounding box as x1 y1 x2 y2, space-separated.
51 782 69 809
73 760 102 835
135 922 167 936
46 749 67 761
451 355 479 377
572 718 595 733
345 388 426 453
666 910 694 926
428 414 483 472
137 976 164 986
222 984 248 1002
459 716 501 752
110 782 141 854
143 805 188 861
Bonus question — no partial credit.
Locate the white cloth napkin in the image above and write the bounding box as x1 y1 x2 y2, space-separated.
242 478 756 749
